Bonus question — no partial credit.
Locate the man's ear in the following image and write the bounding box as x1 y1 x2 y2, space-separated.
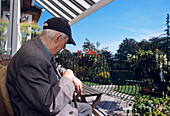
54 34 62 44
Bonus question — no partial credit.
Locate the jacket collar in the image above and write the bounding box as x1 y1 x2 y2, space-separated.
32 36 50 60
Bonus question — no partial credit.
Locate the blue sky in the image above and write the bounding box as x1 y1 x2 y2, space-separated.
35 0 170 54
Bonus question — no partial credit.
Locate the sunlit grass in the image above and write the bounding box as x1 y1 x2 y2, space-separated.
82 81 101 86
113 84 140 95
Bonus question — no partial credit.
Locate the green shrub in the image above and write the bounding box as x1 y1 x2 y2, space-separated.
131 95 170 116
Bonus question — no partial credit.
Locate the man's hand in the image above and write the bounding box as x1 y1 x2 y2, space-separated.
63 69 83 95
73 76 83 95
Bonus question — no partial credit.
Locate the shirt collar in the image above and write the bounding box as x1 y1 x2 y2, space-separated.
40 39 51 60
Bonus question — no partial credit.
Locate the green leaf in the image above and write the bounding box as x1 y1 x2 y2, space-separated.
153 99 157 106
152 111 157 116
160 98 164 104
146 106 152 112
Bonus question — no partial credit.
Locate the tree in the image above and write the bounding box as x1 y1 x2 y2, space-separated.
149 37 164 52
165 14 169 38
138 39 150 51
100 47 113 65
96 42 100 50
117 38 139 55
82 38 97 52
164 14 170 78
61 49 71 54
165 14 170 62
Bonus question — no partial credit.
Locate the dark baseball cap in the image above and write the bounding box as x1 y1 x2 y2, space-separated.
43 17 76 46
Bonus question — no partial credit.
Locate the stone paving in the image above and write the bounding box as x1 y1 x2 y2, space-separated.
87 94 134 116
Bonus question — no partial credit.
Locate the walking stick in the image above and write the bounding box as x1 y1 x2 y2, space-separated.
73 93 78 110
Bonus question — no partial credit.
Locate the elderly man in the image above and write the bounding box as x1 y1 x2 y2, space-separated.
6 17 92 116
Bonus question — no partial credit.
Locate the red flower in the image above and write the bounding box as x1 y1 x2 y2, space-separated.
88 52 93 54
91 51 94 54
78 55 81 59
96 55 100 57
78 51 82 53
88 50 96 54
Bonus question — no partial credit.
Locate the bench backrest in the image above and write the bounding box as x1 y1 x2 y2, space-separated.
0 54 12 66
0 54 14 116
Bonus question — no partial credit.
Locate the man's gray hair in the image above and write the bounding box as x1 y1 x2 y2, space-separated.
41 29 67 44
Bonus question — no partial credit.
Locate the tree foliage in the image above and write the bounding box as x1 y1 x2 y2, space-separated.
117 38 139 55
82 38 97 52
138 39 150 51
116 36 168 55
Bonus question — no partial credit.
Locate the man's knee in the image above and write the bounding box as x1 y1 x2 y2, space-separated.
86 104 92 116
85 103 92 112
77 102 92 116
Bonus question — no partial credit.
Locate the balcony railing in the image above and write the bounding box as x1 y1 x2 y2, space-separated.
55 53 170 99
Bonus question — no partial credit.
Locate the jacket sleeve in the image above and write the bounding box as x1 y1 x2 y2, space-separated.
15 54 75 115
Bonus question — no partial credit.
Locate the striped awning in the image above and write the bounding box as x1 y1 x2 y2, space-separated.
35 0 115 25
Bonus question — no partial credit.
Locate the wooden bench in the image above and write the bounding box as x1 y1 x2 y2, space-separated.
0 54 12 66
0 54 14 116
77 84 103 116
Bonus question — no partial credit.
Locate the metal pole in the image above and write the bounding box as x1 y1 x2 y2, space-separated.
0 0 1 21
11 0 22 56
7 0 22 55
7 0 14 55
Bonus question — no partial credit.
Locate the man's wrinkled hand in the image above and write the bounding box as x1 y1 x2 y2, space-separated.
62 69 83 95
73 76 83 95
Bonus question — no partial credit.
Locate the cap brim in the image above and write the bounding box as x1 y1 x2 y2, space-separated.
67 37 76 46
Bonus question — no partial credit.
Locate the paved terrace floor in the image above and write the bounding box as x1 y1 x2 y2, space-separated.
86 85 135 116
87 94 134 116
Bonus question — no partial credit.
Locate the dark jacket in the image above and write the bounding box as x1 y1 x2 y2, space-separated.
6 36 78 116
